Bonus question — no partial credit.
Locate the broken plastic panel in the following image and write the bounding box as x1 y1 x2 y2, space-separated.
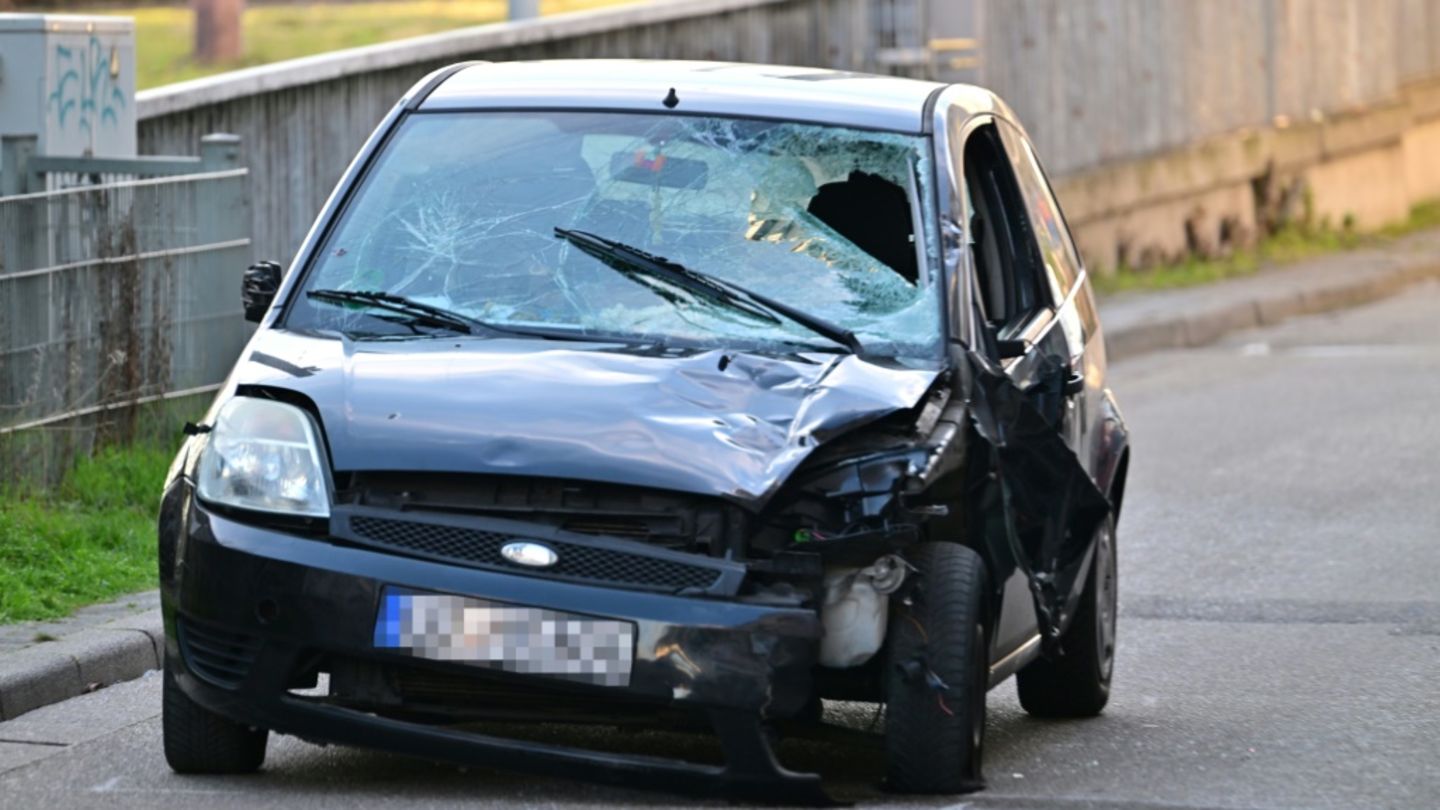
962 350 1111 651
291 112 943 359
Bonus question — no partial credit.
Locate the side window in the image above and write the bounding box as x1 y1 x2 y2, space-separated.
998 122 1084 305
961 124 1048 336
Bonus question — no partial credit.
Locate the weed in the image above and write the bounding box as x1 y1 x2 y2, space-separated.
1095 200 1440 295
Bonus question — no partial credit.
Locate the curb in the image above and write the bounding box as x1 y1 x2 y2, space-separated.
1101 250 1440 363
0 607 162 722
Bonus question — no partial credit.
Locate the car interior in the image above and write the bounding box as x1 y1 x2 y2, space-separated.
963 124 1050 337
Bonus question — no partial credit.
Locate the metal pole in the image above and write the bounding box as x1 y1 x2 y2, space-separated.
508 0 539 20
1 135 42 273
1 135 38 197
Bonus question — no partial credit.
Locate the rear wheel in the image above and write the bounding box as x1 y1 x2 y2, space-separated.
163 662 268 774
884 542 989 794
1016 515 1117 717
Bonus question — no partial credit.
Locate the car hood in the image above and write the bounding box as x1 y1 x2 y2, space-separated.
226 330 940 508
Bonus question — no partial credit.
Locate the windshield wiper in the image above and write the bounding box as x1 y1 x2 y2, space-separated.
553 227 865 355
307 289 482 334
306 289 590 342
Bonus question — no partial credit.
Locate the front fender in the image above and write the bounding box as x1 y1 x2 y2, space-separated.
1092 387 1131 516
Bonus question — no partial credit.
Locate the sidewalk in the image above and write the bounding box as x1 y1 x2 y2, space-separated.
0 592 161 721
3 226 1439 722
1099 227 1440 361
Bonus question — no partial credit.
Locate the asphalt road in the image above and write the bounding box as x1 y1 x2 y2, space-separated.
3 283 1439 810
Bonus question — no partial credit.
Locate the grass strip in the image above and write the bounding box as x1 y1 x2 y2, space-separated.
0 444 174 624
1094 200 1440 295
77 0 639 89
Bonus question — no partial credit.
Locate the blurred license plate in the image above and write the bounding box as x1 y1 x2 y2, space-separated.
373 589 634 687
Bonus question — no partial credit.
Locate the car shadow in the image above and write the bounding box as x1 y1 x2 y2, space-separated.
169 696 1098 807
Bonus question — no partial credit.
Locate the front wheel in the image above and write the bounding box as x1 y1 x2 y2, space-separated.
1016 515 1118 717
884 542 989 794
163 662 268 774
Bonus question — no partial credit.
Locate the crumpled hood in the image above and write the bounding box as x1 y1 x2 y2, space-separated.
229 330 940 507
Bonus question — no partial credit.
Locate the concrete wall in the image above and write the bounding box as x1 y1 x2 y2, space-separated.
1057 79 1440 271
980 0 1440 176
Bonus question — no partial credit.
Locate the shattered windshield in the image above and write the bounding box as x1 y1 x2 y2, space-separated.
286 111 943 358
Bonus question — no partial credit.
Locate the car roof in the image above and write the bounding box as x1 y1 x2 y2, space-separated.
421 60 997 133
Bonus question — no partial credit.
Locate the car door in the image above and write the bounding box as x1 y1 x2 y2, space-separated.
948 118 1060 659
995 120 1099 457
946 111 1118 667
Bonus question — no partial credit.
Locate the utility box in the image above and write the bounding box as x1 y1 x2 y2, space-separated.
0 14 137 170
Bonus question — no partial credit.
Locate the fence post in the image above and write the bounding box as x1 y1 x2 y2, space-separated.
197 133 246 255
199 133 243 173
852 0 872 72
1 135 43 273
195 133 252 384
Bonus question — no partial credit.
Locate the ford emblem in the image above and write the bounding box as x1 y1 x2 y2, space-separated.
500 541 559 569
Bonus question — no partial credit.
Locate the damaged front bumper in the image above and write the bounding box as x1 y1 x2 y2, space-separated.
163 494 834 803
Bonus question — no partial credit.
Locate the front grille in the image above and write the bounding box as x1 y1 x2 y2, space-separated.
339 472 725 553
179 620 260 689
348 515 722 593
563 517 651 539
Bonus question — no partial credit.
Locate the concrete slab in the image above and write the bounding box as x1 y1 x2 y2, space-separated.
0 741 60 775
0 645 80 722
0 609 160 722
60 629 160 689
0 670 162 747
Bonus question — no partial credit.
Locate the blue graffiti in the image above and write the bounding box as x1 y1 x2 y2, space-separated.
46 37 127 136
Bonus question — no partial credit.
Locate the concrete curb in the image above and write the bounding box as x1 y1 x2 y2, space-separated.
0 607 162 722
1101 243 1440 363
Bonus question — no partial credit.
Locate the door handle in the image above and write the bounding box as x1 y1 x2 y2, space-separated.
997 338 1028 359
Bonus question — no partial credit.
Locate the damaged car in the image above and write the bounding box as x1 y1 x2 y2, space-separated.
158 60 1130 802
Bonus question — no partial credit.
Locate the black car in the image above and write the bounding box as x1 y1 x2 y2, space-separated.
159 60 1130 803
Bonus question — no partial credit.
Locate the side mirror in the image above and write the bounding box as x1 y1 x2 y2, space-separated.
242 260 283 323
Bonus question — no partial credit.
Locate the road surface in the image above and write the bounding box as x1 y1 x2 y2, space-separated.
3 282 1438 809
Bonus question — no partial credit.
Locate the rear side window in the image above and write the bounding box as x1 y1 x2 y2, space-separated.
998 122 1084 304
961 124 1048 334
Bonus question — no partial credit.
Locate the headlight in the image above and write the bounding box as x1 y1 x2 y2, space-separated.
195 397 331 518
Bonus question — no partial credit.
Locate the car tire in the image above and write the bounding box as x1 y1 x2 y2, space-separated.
884 541 989 794
163 663 268 774
1016 515 1117 718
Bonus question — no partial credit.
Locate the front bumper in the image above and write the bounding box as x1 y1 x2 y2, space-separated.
162 491 830 802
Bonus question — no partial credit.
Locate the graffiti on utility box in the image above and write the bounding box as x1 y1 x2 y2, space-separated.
46 36 128 139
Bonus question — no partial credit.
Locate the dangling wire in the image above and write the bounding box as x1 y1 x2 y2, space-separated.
903 611 929 643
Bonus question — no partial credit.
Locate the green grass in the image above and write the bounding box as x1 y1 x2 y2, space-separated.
0 443 174 624
79 0 640 90
1094 199 1440 295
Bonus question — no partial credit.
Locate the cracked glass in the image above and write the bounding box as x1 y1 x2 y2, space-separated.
287 111 943 358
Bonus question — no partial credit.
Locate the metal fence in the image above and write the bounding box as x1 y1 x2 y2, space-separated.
0 148 249 485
